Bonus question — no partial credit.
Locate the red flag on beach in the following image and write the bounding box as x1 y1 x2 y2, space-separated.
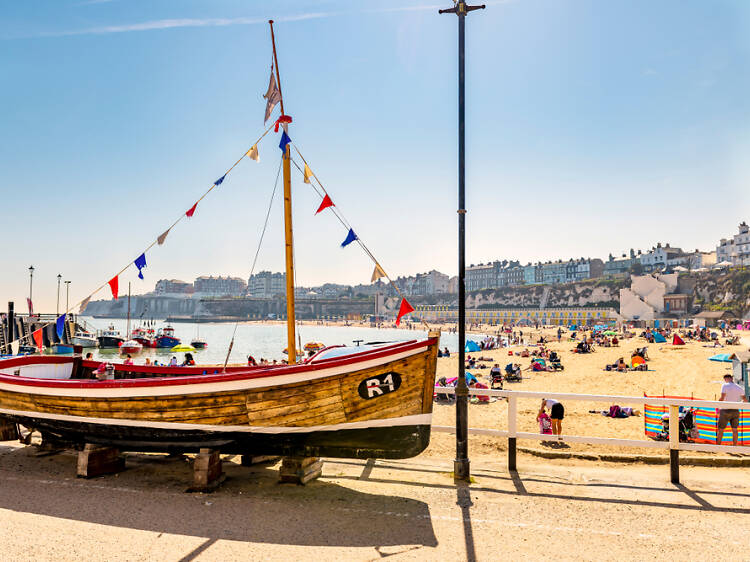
108 276 119 300
32 328 43 351
395 298 414 326
315 194 334 215
186 202 198 218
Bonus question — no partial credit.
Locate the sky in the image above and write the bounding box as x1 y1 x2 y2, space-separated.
1 0 749 312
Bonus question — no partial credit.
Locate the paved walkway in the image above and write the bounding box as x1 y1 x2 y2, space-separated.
1 442 749 560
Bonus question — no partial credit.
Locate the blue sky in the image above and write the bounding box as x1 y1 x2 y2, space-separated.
1 0 749 312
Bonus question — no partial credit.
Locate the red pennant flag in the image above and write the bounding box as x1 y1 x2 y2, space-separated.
108 276 119 300
186 201 198 218
315 194 334 215
395 298 414 326
32 328 43 351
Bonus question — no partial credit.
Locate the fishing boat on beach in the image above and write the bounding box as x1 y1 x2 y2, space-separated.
0 22 438 460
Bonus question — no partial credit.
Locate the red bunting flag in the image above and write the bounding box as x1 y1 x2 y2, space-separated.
32 328 43 351
395 298 414 326
108 276 119 300
315 194 334 215
186 202 198 218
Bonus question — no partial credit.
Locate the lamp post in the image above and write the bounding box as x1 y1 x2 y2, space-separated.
28 265 34 316
56 274 62 317
439 0 485 482
65 281 71 314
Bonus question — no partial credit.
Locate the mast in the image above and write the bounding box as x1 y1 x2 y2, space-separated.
126 282 131 339
270 20 297 364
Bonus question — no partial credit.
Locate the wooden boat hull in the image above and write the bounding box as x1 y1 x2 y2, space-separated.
0 336 439 459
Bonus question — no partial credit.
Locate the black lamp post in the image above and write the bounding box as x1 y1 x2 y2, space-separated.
57 273 62 317
439 0 485 482
28 265 34 316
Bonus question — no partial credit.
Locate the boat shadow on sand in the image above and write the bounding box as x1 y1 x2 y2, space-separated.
0 444 438 552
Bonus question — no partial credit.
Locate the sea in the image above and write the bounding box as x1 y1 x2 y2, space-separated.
79 317 489 364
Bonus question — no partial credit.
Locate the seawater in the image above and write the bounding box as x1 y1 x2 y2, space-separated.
80 317 488 365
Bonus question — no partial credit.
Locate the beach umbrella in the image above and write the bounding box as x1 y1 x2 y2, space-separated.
708 353 732 363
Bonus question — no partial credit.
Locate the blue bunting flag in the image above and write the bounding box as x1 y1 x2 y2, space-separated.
56 314 66 339
279 131 291 153
134 253 147 280
341 228 358 247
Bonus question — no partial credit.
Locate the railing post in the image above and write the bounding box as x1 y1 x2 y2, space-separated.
508 394 517 472
668 404 679 484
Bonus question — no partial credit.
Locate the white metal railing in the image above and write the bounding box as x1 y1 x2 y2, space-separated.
433 387 750 481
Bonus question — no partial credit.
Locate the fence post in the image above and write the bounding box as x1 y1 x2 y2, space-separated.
508 394 517 472
668 404 679 484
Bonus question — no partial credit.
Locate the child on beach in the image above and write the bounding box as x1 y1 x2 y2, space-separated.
537 407 553 435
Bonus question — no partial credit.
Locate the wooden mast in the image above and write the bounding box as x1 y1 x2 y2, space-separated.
269 20 297 365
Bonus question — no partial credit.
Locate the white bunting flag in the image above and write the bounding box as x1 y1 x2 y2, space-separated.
11 340 19 355
157 228 170 246
247 144 259 162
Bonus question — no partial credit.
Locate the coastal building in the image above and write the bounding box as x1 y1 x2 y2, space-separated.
194 275 247 297
412 270 452 295
603 255 634 277
619 273 681 321
523 263 542 285
466 262 499 291
639 243 689 272
716 222 750 266
154 279 194 296
248 271 286 299
415 304 620 326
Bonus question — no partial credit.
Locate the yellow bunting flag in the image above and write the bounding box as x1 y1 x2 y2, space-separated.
247 144 259 162
371 263 386 283
303 163 312 184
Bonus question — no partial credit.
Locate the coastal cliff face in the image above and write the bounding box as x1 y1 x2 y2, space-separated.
692 269 750 318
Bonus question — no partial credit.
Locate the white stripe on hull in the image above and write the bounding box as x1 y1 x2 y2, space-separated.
0 407 432 434
0 345 428 399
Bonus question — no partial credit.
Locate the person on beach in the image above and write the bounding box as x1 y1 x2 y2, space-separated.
537 406 553 435
543 398 565 442
717 374 747 446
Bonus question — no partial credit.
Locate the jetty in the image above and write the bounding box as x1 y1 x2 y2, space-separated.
0 302 87 354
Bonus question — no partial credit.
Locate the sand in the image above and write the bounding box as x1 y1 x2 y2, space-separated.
424 326 748 458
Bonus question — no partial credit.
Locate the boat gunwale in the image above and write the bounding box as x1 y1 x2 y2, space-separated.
0 337 437 390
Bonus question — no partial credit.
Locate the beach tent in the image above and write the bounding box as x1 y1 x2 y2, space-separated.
465 340 480 352
653 333 667 343
604 330 618 336
631 355 646 367
672 334 685 346
708 353 732 363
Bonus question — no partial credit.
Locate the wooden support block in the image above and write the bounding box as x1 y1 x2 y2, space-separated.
279 456 323 485
188 448 225 492
77 444 125 478
0 417 18 441
240 455 280 466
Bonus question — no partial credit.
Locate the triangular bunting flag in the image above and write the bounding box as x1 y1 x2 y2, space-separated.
371 264 386 283
214 175 225 186
303 164 312 184
341 228 358 247
56 314 66 339
32 328 43 351
279 131 291 153
263 67 282 123
157 228 170 245
134 253 147 280
274 114 293 133
11 340 19 355
108 276 119 300
79 296 91 314
26 297 33 316
186 202 198 218
246 144 259 162
315 194 334 215
395 298 415 326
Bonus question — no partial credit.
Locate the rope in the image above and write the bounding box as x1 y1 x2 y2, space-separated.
9 124 275 350
222 156 283 371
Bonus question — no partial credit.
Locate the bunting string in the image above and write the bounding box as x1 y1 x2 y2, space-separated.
7 123 276 349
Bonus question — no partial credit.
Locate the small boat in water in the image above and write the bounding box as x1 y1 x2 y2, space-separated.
190 326 207 349
72 331 98 348
120 340 143 355
97 327 124 348
51 343 75 355
131 327 157 348
156 325 180 348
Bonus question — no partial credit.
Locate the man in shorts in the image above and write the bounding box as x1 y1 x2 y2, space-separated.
717 374 747 446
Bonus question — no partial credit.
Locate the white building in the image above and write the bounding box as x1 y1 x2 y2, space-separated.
717 222 750 266
248 271 285 299
619 273 679 321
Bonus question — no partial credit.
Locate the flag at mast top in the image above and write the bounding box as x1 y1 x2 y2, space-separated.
268 20 285 118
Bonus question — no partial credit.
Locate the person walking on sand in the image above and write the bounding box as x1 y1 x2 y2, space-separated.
543 398 565 442
717 373 747 446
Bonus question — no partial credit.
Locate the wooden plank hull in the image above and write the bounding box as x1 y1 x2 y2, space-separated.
0 337 439 459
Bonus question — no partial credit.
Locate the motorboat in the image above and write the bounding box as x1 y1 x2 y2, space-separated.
72 330 98 348
97 327 125 348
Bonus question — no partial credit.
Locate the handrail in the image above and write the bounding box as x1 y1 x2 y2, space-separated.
432 386 750 482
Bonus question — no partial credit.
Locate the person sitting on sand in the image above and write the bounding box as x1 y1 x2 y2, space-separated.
616 357 628 372
519 348 530 358
443 347 450 357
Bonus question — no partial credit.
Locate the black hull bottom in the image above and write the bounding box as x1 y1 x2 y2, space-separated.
5 415 431 460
